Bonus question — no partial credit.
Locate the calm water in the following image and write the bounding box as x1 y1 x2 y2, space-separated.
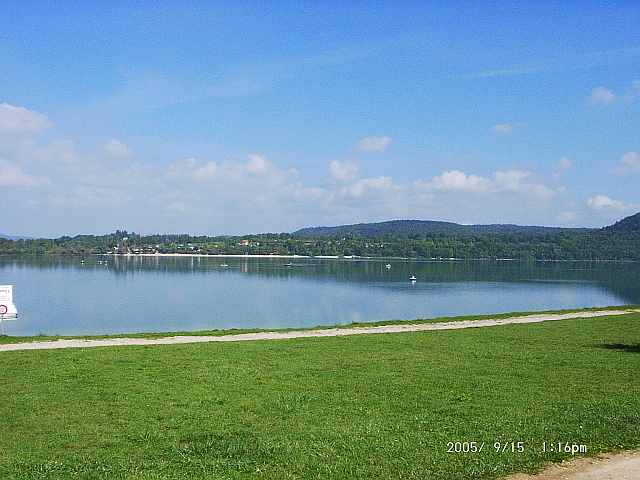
1 255 639 336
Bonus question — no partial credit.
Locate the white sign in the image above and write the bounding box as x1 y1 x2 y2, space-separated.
0 285 17 319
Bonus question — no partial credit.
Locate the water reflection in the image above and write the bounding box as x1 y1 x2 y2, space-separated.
0 255 638 336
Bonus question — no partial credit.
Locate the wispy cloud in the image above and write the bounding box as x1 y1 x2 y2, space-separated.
589 86 616 105
553 157 573 179
491 123 513 134
460 45 640 79
0 103 53 134
587 194 632 212
464 65 543 79
357 136 392 152
104 139 132 159
614 151 640 175
328 160 358 182
0 159 49 187
83 45 376 117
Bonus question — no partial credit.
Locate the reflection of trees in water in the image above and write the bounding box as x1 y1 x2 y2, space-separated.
2 255 640 304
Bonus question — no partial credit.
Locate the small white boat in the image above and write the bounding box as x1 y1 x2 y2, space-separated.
385 264 391 269
220 263 229 267
409 275 417 281
284 262 293 267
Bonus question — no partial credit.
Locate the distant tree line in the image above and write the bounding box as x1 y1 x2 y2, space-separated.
2 229 640 261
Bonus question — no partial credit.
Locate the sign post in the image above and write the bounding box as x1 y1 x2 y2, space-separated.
0 285 18 335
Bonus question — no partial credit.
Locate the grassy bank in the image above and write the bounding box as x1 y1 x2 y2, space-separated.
0 304 637 345
1 312 639 479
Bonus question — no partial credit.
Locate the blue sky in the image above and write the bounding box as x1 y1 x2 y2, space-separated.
1 1 639 236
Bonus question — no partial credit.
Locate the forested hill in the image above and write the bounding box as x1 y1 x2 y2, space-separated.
605 212 640 233
2 213 640 260
294 220 591 237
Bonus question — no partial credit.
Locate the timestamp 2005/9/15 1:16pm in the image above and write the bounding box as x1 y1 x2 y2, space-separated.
447 441 588 455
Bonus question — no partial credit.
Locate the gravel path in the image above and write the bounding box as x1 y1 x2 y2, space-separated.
505 450 640 479
1 309 636 352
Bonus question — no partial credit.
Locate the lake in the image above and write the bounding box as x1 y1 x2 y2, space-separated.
1 255 639 336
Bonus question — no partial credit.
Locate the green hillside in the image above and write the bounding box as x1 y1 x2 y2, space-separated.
294 219 590 237
605 212 640 233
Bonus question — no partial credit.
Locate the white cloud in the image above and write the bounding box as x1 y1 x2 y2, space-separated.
357 136 392 152
167 157 197 178
192 162 218 182
428 170 491 193
166 154 297 196
328 160 358 182
35 140 79 164
553 157 573 179
416 169 555 200
527 184 556 199
342 176 395 198
167 158 218 183
245 153 271 175
464 66 542 79
0 124 566 235
0 100 591 235
491 123 513 134
104 139 132 158
492 170 529 191
614 151 640 174
167 154 286 188
288 184 326 202
0 159 49 187
587 195 628 211
589 86 615 105
0 103 53 134
460 47 640 80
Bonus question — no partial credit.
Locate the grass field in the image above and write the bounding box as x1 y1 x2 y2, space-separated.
1 312 639 479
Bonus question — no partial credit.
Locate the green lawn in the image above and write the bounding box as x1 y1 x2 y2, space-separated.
1 313 639 479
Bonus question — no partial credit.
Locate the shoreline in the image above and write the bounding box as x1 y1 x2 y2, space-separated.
104 252 316 259
1 252 637 262
2 306 638 351
2 305 636 345
95 252 638 263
